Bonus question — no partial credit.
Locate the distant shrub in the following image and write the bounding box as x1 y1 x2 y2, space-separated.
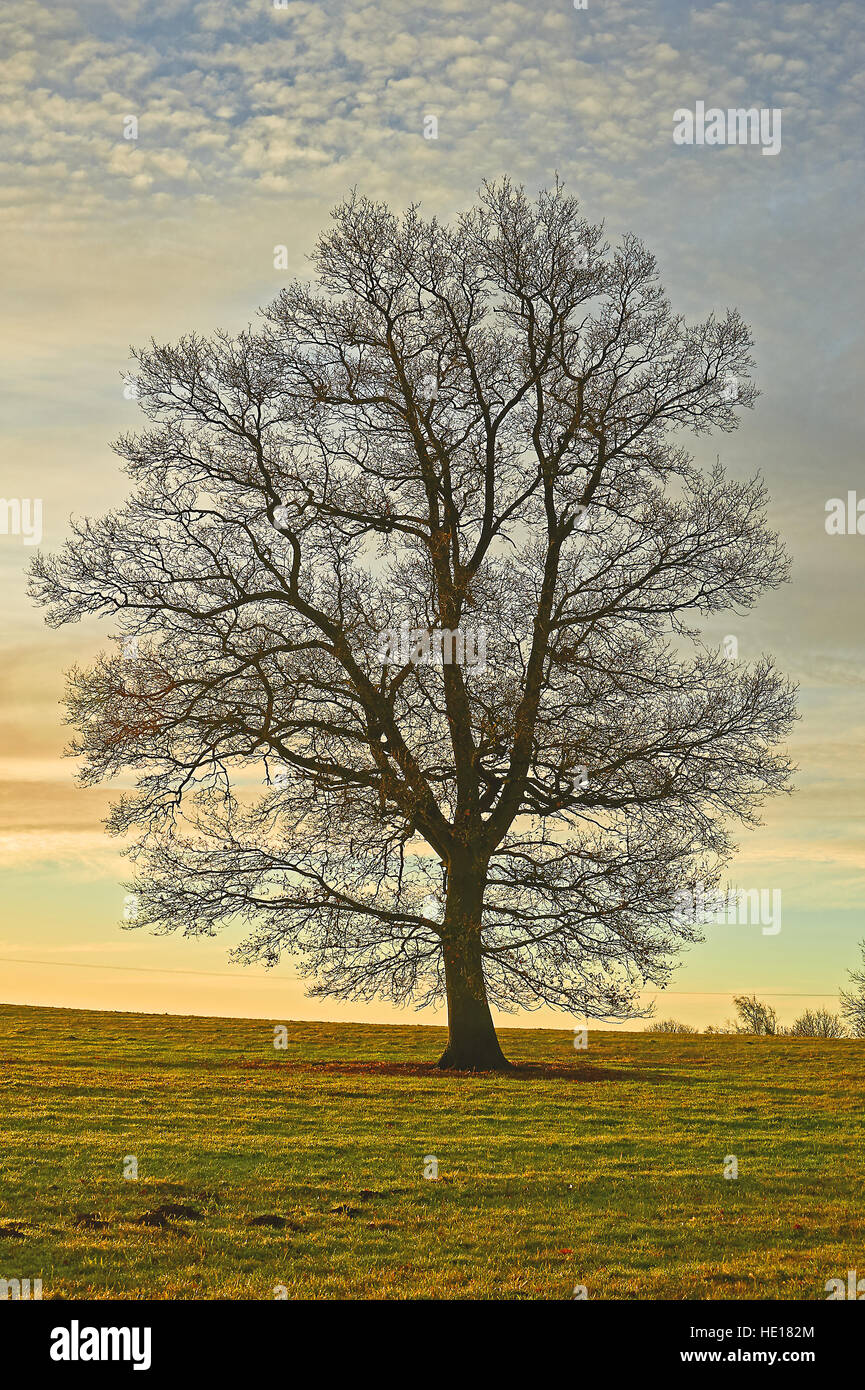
789 1009 847 1038
840 941 865 1037
732 994 779 1035
644 1019 699 1034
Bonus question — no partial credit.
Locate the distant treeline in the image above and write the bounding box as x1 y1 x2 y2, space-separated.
645 945 865 1037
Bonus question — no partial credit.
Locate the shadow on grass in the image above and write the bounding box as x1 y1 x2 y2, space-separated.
235 1059 654 1082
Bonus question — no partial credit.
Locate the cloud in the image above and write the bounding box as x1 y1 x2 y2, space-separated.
0 829 122 872
0 0 859 230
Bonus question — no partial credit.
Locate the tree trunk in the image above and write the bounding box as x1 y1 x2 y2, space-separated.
437 867 512 1071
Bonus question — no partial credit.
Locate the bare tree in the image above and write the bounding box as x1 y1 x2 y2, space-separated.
29 180 796 1070
789 1008 847 1038
840 941 865 1036
732 994 780 1036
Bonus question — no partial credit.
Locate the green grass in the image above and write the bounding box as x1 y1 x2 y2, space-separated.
0 1002 863 1299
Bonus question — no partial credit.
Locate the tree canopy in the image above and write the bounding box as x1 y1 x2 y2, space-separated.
30 179 796 1068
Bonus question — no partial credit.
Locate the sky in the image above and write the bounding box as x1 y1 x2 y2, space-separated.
1 0 863 1029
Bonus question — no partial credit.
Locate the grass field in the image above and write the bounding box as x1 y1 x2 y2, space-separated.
0 1001 863 1300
